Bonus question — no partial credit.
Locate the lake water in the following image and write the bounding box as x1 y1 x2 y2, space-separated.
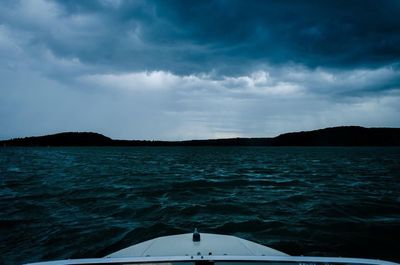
1 147 399 265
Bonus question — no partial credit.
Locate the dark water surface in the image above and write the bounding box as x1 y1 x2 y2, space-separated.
1 147 400 265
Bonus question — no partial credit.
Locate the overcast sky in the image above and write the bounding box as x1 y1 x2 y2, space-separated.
1 0 400 140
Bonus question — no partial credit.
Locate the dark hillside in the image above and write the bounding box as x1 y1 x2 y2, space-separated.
272 126 400 146
1 132 113 146
2 127 400 146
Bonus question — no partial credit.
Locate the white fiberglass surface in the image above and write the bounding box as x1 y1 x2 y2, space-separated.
25 257 400 265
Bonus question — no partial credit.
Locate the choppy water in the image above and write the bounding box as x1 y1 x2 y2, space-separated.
1 147 400 265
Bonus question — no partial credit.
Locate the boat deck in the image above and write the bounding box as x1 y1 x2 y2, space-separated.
107 233 288 258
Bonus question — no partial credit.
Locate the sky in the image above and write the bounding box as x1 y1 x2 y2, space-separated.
1 0 400 140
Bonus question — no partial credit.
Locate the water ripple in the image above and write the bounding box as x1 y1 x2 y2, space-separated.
1 147 399 264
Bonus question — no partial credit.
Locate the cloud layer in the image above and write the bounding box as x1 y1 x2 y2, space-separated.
1 0 400 140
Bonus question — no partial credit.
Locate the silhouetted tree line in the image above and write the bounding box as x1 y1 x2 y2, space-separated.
1 126 400 147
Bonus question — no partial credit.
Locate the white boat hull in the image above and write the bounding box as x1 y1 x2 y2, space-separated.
107 233 288 258
24 232 399 265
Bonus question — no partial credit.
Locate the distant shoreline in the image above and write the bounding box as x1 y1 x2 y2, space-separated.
1 126 400 147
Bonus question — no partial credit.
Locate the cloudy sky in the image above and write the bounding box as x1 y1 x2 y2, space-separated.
1 0 400 140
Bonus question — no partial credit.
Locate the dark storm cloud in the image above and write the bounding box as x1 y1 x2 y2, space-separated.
46 0 400 71
1 0 400 140
152 0 400 71
2 0 400 75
